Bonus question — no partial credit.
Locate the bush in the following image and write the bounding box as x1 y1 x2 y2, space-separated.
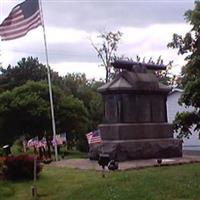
3 155 42 180
11 139 23 155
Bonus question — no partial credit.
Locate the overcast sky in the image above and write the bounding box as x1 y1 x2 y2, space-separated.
0 0 195 79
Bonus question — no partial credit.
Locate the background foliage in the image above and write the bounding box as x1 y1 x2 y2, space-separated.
0 57 104 152
168 1 200 138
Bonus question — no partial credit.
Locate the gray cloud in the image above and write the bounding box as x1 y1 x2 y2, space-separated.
48 42 98 63
42 0 193 30
0 0 194 78
4 41 98 65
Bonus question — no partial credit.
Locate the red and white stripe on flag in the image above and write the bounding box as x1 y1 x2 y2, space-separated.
52 135 63 146
86 132 93 144
86 131 102 144
0 0 42 41
27 137 38 148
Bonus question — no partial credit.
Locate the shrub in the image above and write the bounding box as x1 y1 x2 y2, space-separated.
3 154 42 180
11 139 23 155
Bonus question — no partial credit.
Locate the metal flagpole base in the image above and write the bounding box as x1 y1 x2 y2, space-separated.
32 154 37 199
31 185 37 199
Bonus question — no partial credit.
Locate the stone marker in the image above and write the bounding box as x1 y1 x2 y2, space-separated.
97 60 182 161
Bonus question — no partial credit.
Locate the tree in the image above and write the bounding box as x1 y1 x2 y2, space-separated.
167 1 200 138
91 31 123 82
0 57 62 92
0 81 89 146
62 73 104 130
134 55 175 86
0 57 104 151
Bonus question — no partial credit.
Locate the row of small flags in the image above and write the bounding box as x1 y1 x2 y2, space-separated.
27 133 67 149
86 130 102 144
27 130 102 149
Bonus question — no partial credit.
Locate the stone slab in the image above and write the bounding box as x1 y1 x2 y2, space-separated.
101 138 182 161
99 123 173 140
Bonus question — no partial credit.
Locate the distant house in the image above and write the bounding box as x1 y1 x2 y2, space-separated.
167 88 200 151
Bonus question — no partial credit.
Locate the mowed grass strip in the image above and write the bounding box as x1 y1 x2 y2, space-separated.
0 163 200 200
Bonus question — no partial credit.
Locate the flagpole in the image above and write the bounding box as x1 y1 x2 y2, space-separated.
38 0 58 161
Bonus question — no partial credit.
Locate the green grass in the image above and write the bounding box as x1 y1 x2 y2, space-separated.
47 150 87 160
60 150 87 159
1 164 200 200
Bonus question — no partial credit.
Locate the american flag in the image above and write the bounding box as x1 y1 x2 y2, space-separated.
52 134 64 146
86 130 102 144
27 136 39 148
0 0 42 41
37 137 47 148
60 132 67 143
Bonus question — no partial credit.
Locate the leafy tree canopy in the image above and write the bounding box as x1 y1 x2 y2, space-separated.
0 57 104 150
0 57 62 92
62 73 104 129
0 81 89 146
168 1 200 138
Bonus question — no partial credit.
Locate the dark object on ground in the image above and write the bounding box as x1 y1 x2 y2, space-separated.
43 159 52 164
2 145 11 156
98 153 110 178
157 159 162 165
98 153 110 168
108 160 118 171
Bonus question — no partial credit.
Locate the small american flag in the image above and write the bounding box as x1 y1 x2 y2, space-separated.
27 136 39 148
86 130 102 144
37 137 47 148
52 135 63 146
0 0 42 41
60 132 67 143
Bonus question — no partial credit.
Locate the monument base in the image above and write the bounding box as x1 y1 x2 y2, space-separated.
100 138 182 161
99 123 173 140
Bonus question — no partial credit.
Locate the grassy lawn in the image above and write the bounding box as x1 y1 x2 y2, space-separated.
60 150 87 159
1 163 200 200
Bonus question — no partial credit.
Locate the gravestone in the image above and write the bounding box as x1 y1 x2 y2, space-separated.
97 60 182 161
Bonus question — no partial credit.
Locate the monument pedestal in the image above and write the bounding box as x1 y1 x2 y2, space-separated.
101 138 182 161
96 60 182 161
98 123 182 161
99 123 174 140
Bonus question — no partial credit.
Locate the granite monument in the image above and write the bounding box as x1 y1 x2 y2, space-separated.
97 60 182 161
